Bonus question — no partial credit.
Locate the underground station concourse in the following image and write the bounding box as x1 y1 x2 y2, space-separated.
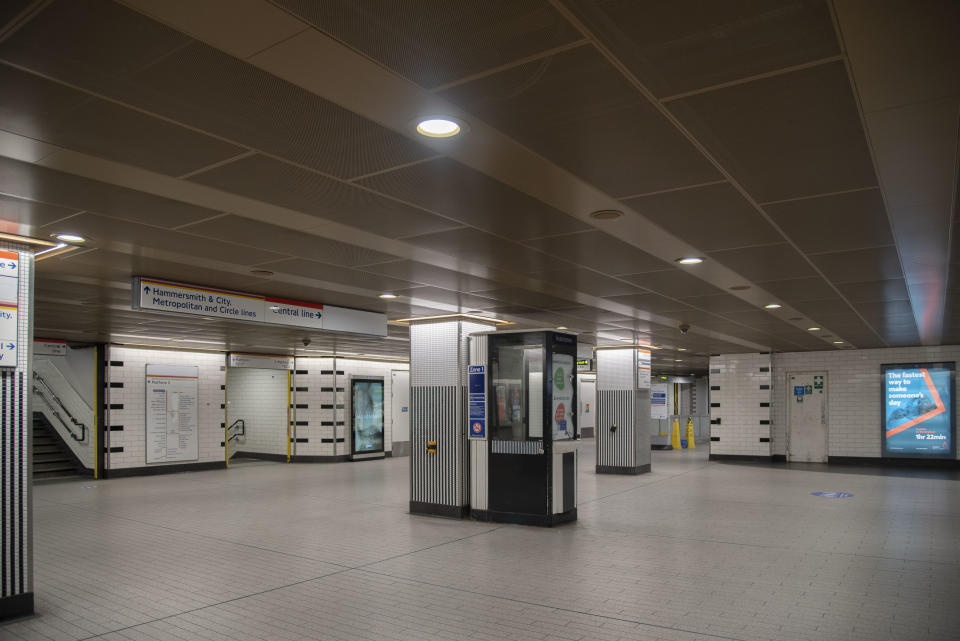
0 2 959 640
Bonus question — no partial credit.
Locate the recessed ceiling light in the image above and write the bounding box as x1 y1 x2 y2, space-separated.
675 359 683 362
833 340 844 344
556 326 568 330
250 269 274 277
675 257 703 265
416 118 461 138
52 233 85 243
677 348 687 351
764 303 782 309
589 209 623 220
808 327 821 331
379 293 398 299
728 285 750 291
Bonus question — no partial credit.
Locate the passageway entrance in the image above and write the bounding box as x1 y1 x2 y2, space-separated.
226 354 292 464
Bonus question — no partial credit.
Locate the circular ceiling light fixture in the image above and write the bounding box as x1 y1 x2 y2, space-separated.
589 209 623 221
808 327 821 331
833 340 844 344
675 359 683 362
379 293 398 299
51 233 85 243
556 326 568 330
416 118 462 138
764 303 782 309
677 348 687 351
675 257 703 265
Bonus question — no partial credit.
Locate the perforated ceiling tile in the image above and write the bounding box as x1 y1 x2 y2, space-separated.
792 298 857 319
835 278 910 303
764 188 893 254
469 287 579 311
180 215 398 267
0 193 79 232
619 268 724 298
386 287 499 311
669 61 877 202
0 156 220 228
623 182 782 251
602 292 692 314
259 257 417 293
439 45 721 196
188 154 457 239
809 245 904 284
754 276 838 303
529 268 641 297
356 260 505 292
525 230 669 275
707 243 816 282
561 0 840 98
358 157 589 241
273 0 582 89
678 292 759 313
403 227 571 274
559 306 634 324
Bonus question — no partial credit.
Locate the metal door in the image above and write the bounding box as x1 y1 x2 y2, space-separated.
578 376 595 434
787 372 828 462
391 370 410 449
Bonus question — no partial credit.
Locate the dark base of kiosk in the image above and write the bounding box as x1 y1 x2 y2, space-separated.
472 508 577 527
410 501 470 519
596 464 651 475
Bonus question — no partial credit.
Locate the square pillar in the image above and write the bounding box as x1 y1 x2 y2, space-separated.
595 346 652 474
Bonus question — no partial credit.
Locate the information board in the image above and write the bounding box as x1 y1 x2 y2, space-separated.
0 250 19 368
468 365 486 440
228 353 294 370
650 383 669 419
145 364 199 463
636 348 651 389
882 362 955 459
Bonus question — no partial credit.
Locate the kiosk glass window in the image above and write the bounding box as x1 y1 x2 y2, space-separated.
491 343 543 441
351 378 384 454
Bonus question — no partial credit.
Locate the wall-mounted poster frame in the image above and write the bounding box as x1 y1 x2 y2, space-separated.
881 362 955 459
145 363 200 463
350 375 384 459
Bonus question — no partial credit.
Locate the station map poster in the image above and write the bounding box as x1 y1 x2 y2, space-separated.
882 362 955 459
351 378 384 454
146 364 200 463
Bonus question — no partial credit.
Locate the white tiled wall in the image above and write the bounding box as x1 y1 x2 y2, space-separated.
228 368 289 456
709 354 772 456
771 346 960 459
291 357 408 458
105 346 226 469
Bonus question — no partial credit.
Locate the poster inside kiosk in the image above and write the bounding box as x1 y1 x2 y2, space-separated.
0 250 20 368
882 362 955 459
146 364 199 463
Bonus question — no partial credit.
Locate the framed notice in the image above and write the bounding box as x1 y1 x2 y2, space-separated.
145 364 200 463
882 362 955 459
351 377 384 455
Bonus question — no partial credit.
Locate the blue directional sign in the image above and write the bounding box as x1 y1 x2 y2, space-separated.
467 365 486 440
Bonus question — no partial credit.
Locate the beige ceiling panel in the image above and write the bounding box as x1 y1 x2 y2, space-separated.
530 268 641 298
36 212 288 266
560 306 634 324
470 287 579 312
179 215 398 267
719 310 799 331
678 293 759 314
764 188 893 254
602 293 692 314
792 298 857 320
272 0 582 89
836 279 910 303
259 257 417 293
809 246 903 284
188 154 457 239
439 45 721 197
0 155 221 228
403 227 571 274
0 65 246 177
624 182 781 251
0 193 79 233
619 269 723 298
358 157 589 241
669 61 877 202
525 230 670 275
707 243 816 282
562 0 840 98
385 287 498 312
754 276 838 303
356 260 505 293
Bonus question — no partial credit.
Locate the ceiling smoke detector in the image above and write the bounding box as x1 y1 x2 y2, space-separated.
589 209 623 220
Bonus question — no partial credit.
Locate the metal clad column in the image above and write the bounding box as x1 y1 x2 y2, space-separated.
409 318 495 518
595 347 651 475
0 241 33 620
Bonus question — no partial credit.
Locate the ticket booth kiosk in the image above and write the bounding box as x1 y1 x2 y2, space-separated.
468 329 579 526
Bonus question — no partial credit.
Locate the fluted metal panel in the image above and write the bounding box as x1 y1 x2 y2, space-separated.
597 390 634 468
491 440 543 455
411 385 459 505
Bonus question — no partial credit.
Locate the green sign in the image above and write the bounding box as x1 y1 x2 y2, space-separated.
814 375 824 390
554 366 565 390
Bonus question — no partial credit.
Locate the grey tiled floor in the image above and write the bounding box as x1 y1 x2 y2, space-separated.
3 444 959 641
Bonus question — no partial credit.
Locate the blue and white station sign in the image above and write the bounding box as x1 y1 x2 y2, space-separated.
467 365 486 440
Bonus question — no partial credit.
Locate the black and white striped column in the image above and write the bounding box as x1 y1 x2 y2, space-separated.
595 347 652 475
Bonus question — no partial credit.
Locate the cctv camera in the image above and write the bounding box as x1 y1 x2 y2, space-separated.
679 323 690 335
302 337 312 347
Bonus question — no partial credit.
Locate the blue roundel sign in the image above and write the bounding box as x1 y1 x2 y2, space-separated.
811 491 854 499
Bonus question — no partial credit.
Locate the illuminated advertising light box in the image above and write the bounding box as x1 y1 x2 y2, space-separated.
882 362 955 459
351 377 384 455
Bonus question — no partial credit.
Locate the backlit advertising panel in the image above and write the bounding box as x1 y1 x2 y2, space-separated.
351 378 384 455
882 362 955 459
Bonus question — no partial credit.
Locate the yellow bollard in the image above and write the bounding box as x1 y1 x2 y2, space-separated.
685 417 696 450
671 418 681 450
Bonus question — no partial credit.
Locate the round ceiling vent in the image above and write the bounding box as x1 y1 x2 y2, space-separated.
589 209 623 220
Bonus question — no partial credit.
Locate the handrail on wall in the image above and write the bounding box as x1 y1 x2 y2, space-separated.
227 418 245 442
32 371 86 442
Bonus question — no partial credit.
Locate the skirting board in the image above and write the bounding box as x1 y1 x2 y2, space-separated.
596 464 651 475
0 593 33 621
709 454 776 462
828 456 960 468
102 461 226 478
409 501 469 519
472 508 577 527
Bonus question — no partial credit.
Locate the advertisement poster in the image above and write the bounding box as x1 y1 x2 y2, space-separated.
882 363 955 458
145 364 199 463
552 353 574 440
351 378 384 454
651 383 669 419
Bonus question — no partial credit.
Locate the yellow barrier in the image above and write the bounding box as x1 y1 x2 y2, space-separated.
685 417 696 450
671 418 681 450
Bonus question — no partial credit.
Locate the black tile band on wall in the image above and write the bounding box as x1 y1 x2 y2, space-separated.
105 446 123 453
760 420 770 425
295 438 308 443
710 418 721 425
320 370 333 375
760 402 770 407
295 370 308 375
321 438 335 443
335 438 344 443
759 367 770 373
760 437 770 442
109 425 124 431
711 437 720 441
710 386 720 391
710 402 720 408
760 384 770 390
321 421 333 426
294 387 308 392
108 382 123 388
108 404 123 410
109 361 123 367
321 387 333 392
